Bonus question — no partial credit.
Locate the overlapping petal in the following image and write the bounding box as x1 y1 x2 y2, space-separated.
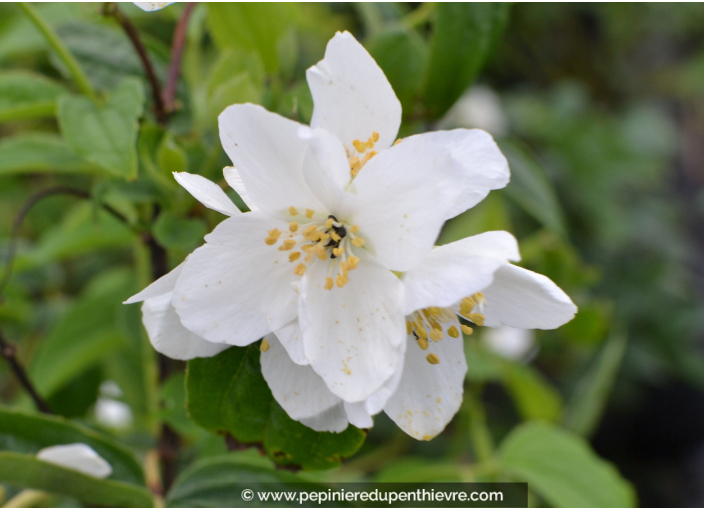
384 315 467 440
299 251 405 402
223 167 259 211
480 264 577 329
173 171 241 217
307 31 401 153
402 231 520 315
299 402 349 433
172 212 299 346
218 104 324 216
273 320 307 366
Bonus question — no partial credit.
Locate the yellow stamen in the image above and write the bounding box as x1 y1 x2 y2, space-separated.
430 329 442 341
406 321 412 335
461 325 473 336
294 263 306 276
289 222 298 233
265 228 281 245
278 239 296 251
352 236 365 247
325 277 334 290
315 243 327 260
325 218 334 229
352 139 367 153
289 206 299 216
447 326 459 338
332 247 344 257
336 273 349 288
371 131 379 143
330 231 341 242
260 339 270 352
305 209 315 219
340 261 350 274
416 325 428 340
426 353 440 365
348 256 359 270
289 251 300 262
418 337 429 350
393 138 402 146
360 150 377 166
349 225 360 233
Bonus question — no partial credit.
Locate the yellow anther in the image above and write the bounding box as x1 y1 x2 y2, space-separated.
406 321 412 335
430 329 442 341
360 150 377 166
305 209 315 219
371 131 379 143
316 245 327 261
289 251 301 262
426 353 440 365
461 325 474 336
325 218 334 229
301 244 314 252
279 239 296 251
472 292 485 304
336 273 349 288
347 256 359 270
289 206 299 216
293 263 306 276
349 225 360 233
260 339 270 352
265 228 281 245
352 236 365 247
332 247 344 257
352 139 367 153
417 325 428 340
447 326 459 338
340 261 350 274
289 222 298 233
304 252 315 263
418 337 429 350
393 138 402 146
427 307 442 316
319 231 330 242
330 231 341 242
325 277 334 290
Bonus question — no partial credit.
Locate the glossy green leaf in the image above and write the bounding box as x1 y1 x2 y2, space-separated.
166 453 314 507
563 334 628 437
58 78 145 180
500 422 636 507
0 133 99 176
0 452 152 507
422 3 510 117
499 362 563 422
153 212 206 252
0 406 144 485
186 345 366 470
367 28 428 113
0 71 66 121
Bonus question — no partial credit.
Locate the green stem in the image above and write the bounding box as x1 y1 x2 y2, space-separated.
401 2 436 29
466 387 494 464
18 2 97 103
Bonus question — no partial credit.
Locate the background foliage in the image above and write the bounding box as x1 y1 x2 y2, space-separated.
0 2 703 507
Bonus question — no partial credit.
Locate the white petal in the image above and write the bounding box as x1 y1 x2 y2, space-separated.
223 167 259 212
384 316 467 440
349 137 466 271
124 264 182 304
273 320 307 365
133 2 173 12
299 252 405 402
172 212 299 345
409 129 509 219
142 293 229 360
261 334 341 420
299 402 349 433
344 401 373 429
307 31 401 153
481 265 577 329
37 444 112 479
173 172 241 216
218 104 324 217
363 336 406 415
402 231 520 315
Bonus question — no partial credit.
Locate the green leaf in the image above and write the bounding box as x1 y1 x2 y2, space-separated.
375 458 463 483
166 453 314 507
58 78 145 180
206 3 298 72
0 71 66 121
499 362 563 422
153 212 206 252
0 452 152 507
157 134 188 175
367 28 428 114
186 345 366 470
207 73 261 128
499 422 637 507
0 406 144 486
500 141 568 237
437 192 511 246
563 334 628 437
0 133 99 176
422 3 510 117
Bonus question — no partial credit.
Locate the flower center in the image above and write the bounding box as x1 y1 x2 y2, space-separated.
348 131 380 177
265 207 366 289
408 292 486 365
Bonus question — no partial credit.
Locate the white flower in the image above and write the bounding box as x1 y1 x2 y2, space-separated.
36 444 112 479
133 2 174 12
438 85 509 137
483 326 536 360
125 31 575 440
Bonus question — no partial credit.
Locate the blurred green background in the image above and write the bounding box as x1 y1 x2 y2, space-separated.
1 2 704 507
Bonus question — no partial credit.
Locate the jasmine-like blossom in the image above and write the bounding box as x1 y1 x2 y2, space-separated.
126 31 576 440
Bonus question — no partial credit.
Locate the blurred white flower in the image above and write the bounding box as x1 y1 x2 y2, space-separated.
483 325 536 360
95 398 134 430
133 2 174 12
439 85 509 137
36 444 112 479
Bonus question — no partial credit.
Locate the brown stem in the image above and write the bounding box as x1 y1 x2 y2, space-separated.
163 2 196 113
0 327 51 414
103 2 168 124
